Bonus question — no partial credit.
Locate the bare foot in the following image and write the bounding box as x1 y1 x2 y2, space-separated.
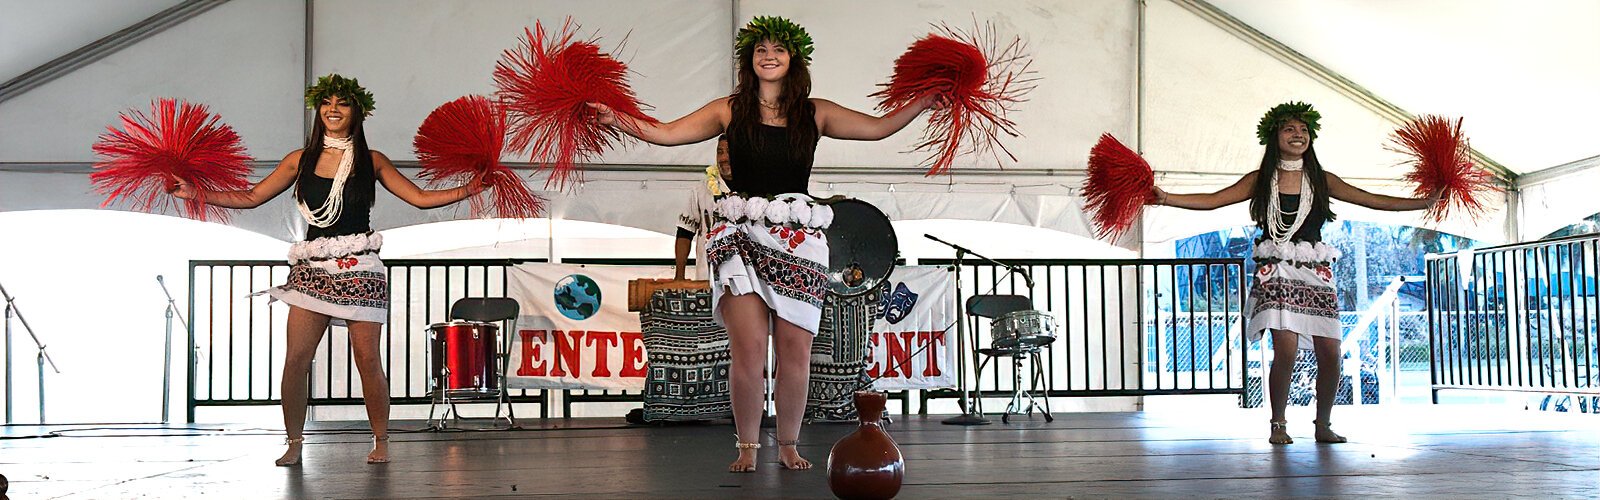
777 441 811 470
275 438 303 466
367 436 389 464
1268 421 1293 445
728 446 757 473
1313 421 1347 443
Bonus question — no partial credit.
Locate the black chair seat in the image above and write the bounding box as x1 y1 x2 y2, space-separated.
450 297 519 323
966 294 1032 319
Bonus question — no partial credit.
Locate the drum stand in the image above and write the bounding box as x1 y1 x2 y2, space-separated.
976 345 1054 423
427 383 516 430
427 325 518 431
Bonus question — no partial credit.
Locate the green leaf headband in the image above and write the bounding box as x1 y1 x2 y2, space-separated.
735 16 814 63
305 74 376 118
1256 101 1320 146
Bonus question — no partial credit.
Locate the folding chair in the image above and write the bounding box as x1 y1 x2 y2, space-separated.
427 297 520 429
967 294 1054 423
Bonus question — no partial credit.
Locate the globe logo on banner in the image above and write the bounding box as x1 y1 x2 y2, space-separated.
553 274 602 320
882 281 919 325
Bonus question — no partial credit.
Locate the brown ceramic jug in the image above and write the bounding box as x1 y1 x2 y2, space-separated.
827 391 904 500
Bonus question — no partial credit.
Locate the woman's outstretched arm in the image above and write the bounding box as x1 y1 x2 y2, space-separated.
169 150 301 208
1152 171 1259 211
372 151 484 209
811 96 935 141
590 98 730 147
1325 172 1439 211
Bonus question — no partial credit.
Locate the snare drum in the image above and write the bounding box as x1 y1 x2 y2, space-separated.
990 310 1057 349
428 320 500 397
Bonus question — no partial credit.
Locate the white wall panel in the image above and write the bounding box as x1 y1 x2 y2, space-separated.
0 0 304 162
0 0 185 81
312 0 732 166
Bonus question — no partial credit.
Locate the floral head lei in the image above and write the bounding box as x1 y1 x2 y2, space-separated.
305 73 376 118
1256 101 1320 146
735 16 814 63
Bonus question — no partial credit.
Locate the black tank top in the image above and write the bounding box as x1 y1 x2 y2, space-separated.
300 174 373 240
1259 193 1326 243
726 123 815 197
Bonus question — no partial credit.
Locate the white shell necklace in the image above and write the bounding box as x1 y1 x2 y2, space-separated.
297 135 356 228
1266 159 1313 244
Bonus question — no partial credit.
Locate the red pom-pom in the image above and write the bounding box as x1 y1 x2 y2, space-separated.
415 95 546 219
1388 116 1498 223
1083 134 1155 241
90 98 252 222
871 23 1037 176
493 18 658 189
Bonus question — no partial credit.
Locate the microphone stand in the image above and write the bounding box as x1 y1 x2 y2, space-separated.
924 234 1038 426
925 235 1035 297
156 275 188 424
2 281 61 425
924 234 989 425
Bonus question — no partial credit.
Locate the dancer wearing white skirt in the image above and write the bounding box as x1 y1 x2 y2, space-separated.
592 16 936 472
1148 102 1439 445
171 74 484 466
705 193 835 334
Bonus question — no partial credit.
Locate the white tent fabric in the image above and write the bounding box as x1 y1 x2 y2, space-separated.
0 0 1127 243
0 0 186 82
1139 0 1510 245
0 0 305 162
1209 0 1600 173
1519 167 1600 240
1 0 1587 246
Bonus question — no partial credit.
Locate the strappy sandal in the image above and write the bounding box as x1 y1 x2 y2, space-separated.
730 440 760 473
367 435 390 464
1313 420 1347 443
275 437 304 466
1268 420 1293 445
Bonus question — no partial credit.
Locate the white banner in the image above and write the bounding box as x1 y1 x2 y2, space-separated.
504 263 955 391
506 264 669 390
865 266 957 390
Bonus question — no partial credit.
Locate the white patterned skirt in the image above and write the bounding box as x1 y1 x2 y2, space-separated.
1246 240 1341 350
705 193 833 335
263 232 388 325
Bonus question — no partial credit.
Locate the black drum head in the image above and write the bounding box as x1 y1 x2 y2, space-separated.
821 199 898 296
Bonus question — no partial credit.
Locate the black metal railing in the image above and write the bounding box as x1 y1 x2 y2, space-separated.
189 256 1249 421
917 258 1250 411
186 258 551 422
1426 233 1600 400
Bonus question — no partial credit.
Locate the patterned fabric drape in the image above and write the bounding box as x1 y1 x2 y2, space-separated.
805 283 888 422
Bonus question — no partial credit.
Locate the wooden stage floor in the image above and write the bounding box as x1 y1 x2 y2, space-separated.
3 405 1597 499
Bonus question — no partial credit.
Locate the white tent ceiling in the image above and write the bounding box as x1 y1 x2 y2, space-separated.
1210 0 1600 174
1 0 1594 245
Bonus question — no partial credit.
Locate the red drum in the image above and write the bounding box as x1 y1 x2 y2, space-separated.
428 320 499 396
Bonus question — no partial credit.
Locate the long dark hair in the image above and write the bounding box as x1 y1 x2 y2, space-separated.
1248 139 1334 227
727 42 819 162
295 101 376 210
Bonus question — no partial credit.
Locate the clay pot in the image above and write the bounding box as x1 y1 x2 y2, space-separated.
827 391 904 499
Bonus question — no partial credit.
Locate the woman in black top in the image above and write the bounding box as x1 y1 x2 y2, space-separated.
172 75 483 466
594 17 934 472
1148 102 1438 444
